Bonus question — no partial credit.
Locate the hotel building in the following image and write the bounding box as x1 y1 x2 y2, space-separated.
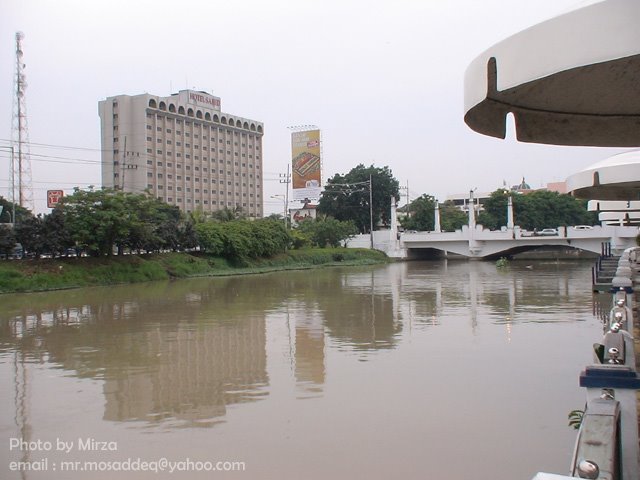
98 90 264 217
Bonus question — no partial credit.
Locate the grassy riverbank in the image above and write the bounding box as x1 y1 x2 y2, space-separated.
0 248 388 294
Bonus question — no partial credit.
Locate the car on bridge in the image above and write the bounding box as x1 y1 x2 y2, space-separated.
536 228 559 236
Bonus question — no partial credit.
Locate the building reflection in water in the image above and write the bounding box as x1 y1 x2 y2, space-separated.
102 318 268 427
291 306 325 396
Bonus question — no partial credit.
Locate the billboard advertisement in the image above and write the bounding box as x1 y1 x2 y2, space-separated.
47 189 64 209
291 130 321 201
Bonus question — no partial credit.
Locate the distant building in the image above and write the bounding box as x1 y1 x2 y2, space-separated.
290 202 317 226
445 191 493 213
99 90 264 217
546 181 567 194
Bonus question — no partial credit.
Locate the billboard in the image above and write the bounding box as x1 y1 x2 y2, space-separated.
291 130 321 201
47 190 64 208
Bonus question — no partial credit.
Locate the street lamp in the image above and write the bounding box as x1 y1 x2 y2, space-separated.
270 195 288 228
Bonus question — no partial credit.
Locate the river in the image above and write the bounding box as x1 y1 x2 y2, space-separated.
0 260 606 480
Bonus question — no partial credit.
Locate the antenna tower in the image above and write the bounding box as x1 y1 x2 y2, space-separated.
11 32 34 212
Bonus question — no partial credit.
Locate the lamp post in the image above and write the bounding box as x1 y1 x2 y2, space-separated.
270 195 287 228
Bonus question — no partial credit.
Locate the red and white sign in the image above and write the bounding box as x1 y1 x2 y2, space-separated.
47 190 64 208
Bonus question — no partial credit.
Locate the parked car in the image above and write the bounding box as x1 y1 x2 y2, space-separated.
572 225 594 230
537 228 559 236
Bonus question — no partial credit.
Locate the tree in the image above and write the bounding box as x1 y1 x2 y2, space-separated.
42 208 74 256
477 189 512 230
14 215 46 258
0 225 16 256
440 200 468 232
318 164 400 233
401 195 436 231
0 196 32 224
62 188 152 256
296 217 358 248
477 189 598 231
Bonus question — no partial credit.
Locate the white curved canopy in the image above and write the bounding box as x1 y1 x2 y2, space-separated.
566 151 640 199
464 0 640 147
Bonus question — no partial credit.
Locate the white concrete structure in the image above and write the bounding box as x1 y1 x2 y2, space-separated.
464 0 640 147
567 150 640 200
99 90 264 217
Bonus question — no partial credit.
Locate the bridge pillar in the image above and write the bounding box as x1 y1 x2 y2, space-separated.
507 195 514 230
434 202 441 233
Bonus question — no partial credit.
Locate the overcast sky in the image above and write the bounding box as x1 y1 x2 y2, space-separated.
0 0 630 214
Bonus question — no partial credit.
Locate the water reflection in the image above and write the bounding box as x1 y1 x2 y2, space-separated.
0 260 604 480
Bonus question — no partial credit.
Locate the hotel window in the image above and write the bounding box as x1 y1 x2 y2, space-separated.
157 173 163 178
168 174 173 179
168 186 173 190
177 153 181 157
147 136 152 141
185 133 190 137
166 128 172 133
177 187 182 191
168 197 173 202
167 162 172 167
186 165 191 170
157 139 162 143
157 127 162 132
157 150 162 154
177 198 182 203
177 175 182 180
146 125 152 130
187 188 191 193
147 160 153 165
147 172 153 178
157 162 163 166
147 148 152 153
113 149 119 154
158 185 164 190
176 141 181 146
167 140 172 144
186 176 191 181
113 137 119 143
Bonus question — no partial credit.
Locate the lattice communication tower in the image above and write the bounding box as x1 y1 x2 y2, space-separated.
11 31 34 212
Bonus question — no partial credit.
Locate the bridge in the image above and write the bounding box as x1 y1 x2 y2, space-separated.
398 224 638 259
347 195 639 259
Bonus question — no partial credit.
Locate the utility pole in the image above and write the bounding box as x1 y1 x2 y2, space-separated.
369 174 374 249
